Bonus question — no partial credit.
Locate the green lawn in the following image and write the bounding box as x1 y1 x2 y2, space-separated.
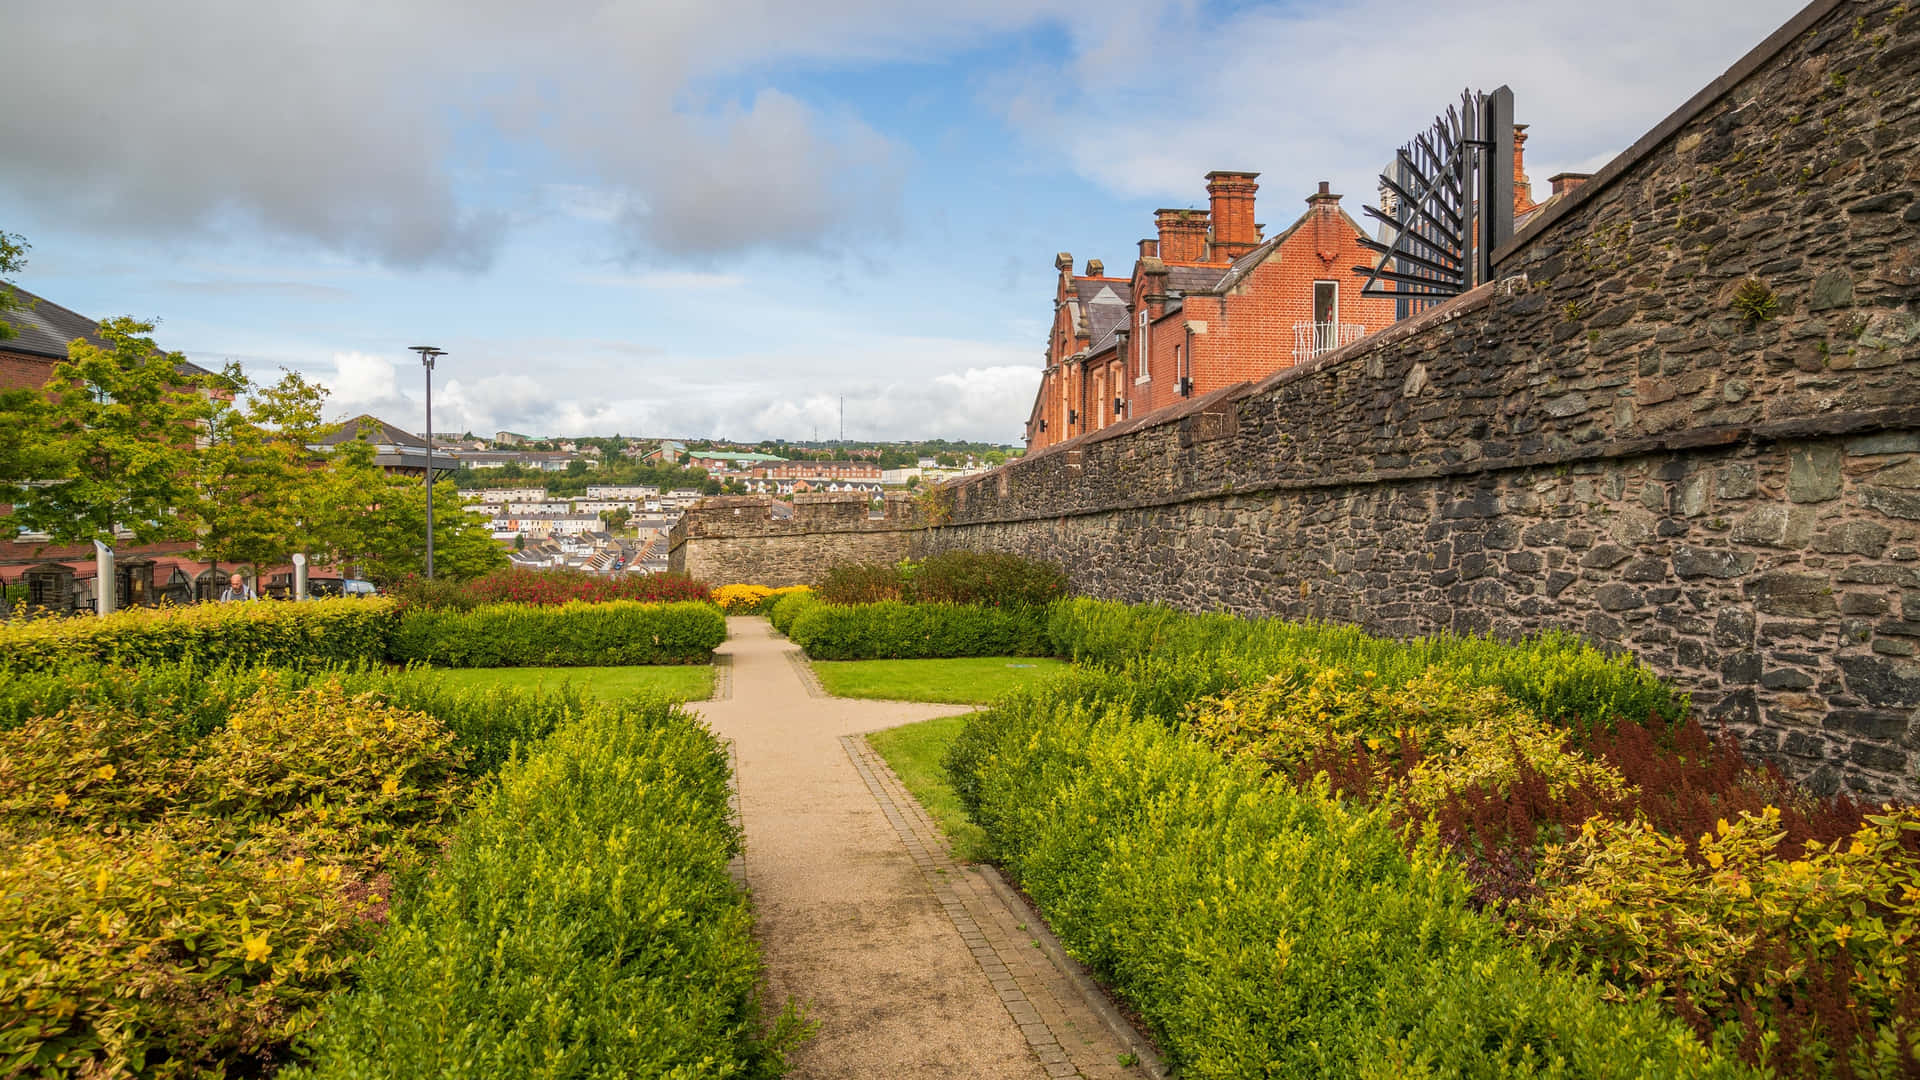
427 664 714 702
867 714 990 862
810 656 1069 704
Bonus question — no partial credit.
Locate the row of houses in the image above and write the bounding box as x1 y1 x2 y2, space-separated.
1026 136 1589 449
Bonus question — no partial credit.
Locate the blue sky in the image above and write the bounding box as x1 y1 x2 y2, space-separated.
1 0 1805 443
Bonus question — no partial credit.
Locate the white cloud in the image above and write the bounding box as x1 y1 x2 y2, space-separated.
1008 0 1809 219
0 0 1092 268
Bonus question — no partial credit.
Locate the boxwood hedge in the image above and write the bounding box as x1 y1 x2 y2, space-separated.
390 600 726 667
787 600 1051 660
290 697 804 1078
945 679 1748 1079
0 598 397 673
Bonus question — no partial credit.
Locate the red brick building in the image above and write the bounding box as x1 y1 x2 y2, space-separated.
1026 171 1407 450
1025 125 1555 451
1 284 220 606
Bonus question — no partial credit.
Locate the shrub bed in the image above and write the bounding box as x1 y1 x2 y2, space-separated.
390 568 711 610
0 599 397 673
788 601 1050 660
768 589 820 636
993 601 1920 1076
945 685 1742 1079
390 600 726 667
815 551 1065 608
713 583 809 616
0 676 481 1078
289 697 803 1078
1048 597 1685 739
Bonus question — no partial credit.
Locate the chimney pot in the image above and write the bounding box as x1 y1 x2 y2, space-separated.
1318 181 1330 196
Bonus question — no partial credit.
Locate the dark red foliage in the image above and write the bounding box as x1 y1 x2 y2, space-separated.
392 568 712 610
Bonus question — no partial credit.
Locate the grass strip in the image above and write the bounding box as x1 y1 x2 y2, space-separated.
867 715 991 862
810 656 1068 704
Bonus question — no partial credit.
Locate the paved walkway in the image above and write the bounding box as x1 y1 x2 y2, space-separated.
697 618 1155 1080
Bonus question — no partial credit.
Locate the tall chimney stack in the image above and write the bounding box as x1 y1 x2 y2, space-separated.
1155 209 1209 264
1205 170 1261 263
1512 125 1535 216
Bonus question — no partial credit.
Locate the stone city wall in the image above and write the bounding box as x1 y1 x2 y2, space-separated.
918 0 1920 798
668 492 923 587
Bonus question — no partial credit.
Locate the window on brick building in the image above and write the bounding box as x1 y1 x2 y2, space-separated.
1136 311 1150 380
1313 281 1338 325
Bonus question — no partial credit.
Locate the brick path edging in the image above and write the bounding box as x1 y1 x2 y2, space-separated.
841 735 1166 1080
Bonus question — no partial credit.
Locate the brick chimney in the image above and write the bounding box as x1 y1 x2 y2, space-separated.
1306 182 1344 265
1138 238 1159 259
1548 172 1592 197
1155 209 1209 264
1512 125 1535 216
1205 170 1261 262
1085 258 1104 277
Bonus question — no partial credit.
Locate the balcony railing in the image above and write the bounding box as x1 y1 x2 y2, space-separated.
1292 322 1365 365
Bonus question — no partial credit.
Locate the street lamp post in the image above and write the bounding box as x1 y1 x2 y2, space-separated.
409 346 446 578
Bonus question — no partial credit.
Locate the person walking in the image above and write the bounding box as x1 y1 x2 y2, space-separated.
219 572 256 602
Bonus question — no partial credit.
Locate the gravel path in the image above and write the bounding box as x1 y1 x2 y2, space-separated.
696 617 1153 1080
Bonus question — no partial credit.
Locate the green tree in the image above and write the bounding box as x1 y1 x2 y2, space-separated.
307 441 505 584
3 317 217 545
194 366 335 573
603 506 632 532
0 231 28 341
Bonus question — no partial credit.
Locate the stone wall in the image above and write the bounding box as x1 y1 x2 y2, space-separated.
920 0 1920 799
669 492 923 587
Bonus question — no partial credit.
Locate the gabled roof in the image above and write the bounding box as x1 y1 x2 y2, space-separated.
318 414 429 449
1165 265 1227 294
1 282 213 377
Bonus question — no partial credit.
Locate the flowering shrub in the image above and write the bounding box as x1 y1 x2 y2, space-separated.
712 583 773 614
0 679 475 1078
711 583 806 616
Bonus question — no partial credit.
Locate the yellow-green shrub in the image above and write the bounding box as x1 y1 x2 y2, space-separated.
0 599 397 673
1521 807 1920 1075
0 823 382 1079
291 697 806 1077
1189 667 1629 803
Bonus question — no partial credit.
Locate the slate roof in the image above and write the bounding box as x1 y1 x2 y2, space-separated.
1 282 213 377
1165 265 1227 294
318 414 429 449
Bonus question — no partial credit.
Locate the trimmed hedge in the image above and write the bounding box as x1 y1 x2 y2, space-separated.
787 601 1051 660
1047 598 1685 739
290 697 803 1078
0 598 397 673
390 601 726 667
945 683 1748 1080
768 590 820 636
0 660 590 774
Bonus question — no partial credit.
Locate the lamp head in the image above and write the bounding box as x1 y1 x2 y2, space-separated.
409 345 445 370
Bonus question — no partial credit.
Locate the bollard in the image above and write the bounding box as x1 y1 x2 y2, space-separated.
93 541 116 616
293 552 309 601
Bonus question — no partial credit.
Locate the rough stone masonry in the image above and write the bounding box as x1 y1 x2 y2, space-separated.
670 492 924 587
917 0 1920 799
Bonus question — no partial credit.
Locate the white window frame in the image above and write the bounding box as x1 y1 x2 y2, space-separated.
1312 280 1340 326
1135 310 1151 384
